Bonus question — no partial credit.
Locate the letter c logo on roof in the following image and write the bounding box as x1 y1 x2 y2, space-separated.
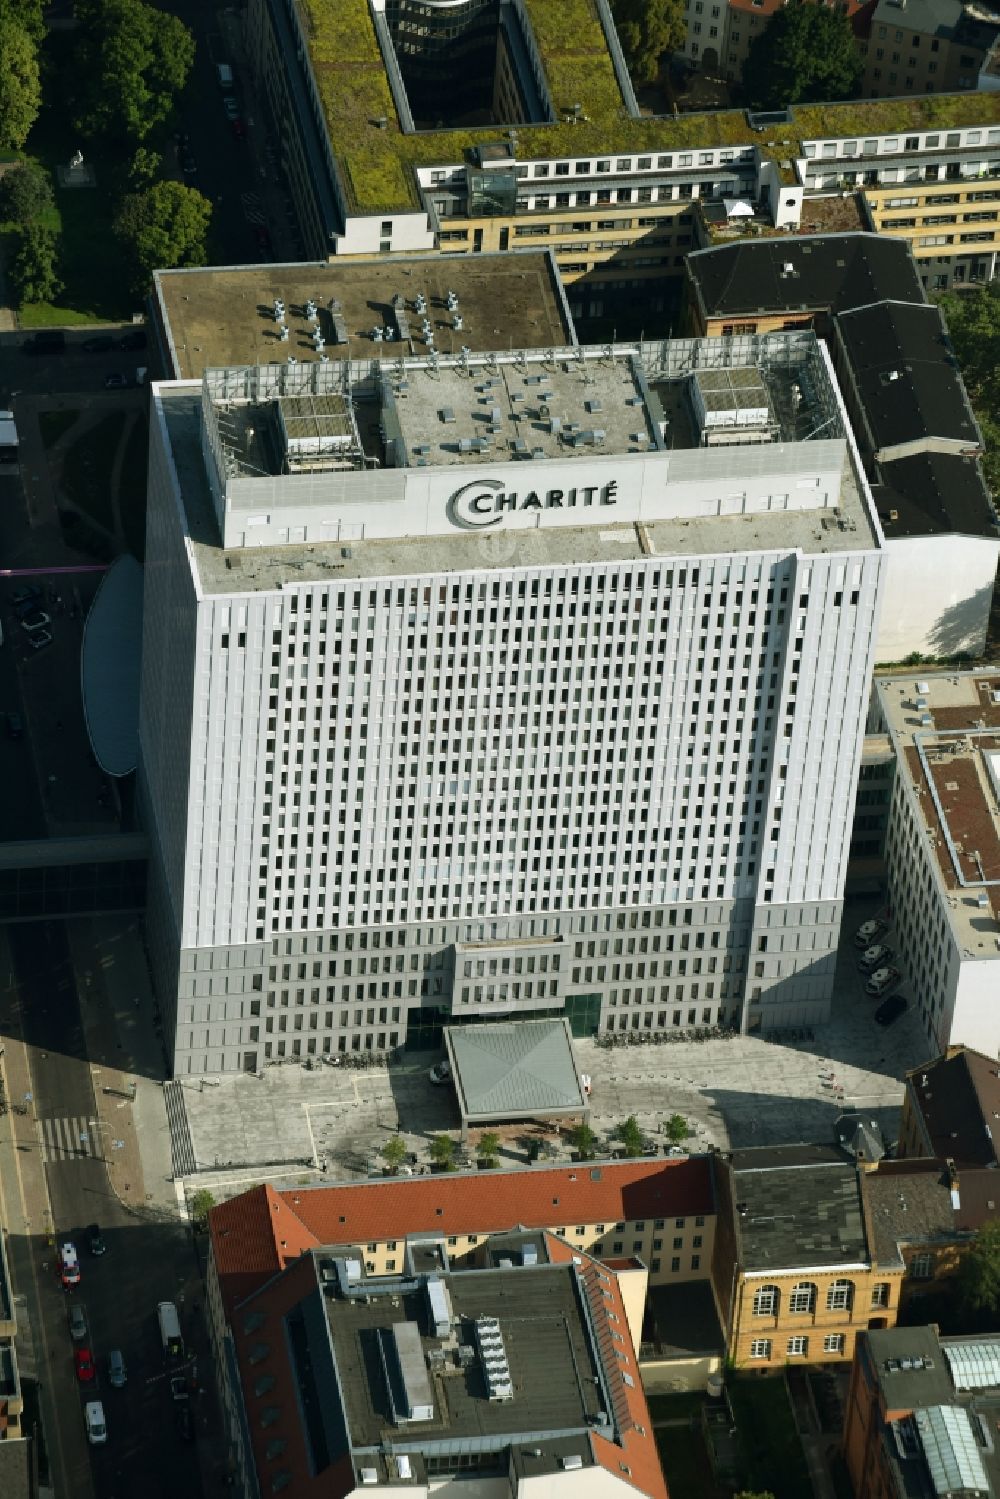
447 478 504 530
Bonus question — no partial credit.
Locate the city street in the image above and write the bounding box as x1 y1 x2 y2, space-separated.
0 919 215 1499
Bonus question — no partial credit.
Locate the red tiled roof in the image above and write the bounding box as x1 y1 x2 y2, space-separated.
210 1158 714 1316
209 1184 321 1316
281 1157 714 1253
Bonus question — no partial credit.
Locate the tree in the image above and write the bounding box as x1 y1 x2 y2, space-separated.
734 1492 776 1499
477 1131 501 1167
0 15 41 151
115 180 211 292
9 223 62 305
189 1187 216 1229
0 0 45 46
0 160 53 225
570 1122 598 1160
937 282 1000 498
664 1113 689 1145
74 0 195 144
430 1134 456 1171
741 0 862 111
128 146 162 192
609 0 685 84
381 1135 408 1173
617 1115 645 1158
959 1221 1000 1316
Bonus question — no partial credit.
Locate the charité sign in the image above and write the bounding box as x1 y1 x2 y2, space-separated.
446 477 619 530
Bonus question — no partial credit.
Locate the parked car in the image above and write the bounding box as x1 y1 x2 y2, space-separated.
875 993 908 1027
117 329 146 352
108 1349 127 1388
858 944 893 974
60 1243 81 1290
232 118 247 140
865 966 901 998
87 1223 106 1256
20 610 50 634
84 1401 107 1445
12 585 41 609
5 712 23 740
26 630 52 651
854 919 887 949
179 145 197 176
68 1303 87 1340
104 372 127 389
428 1060 451 1085
82 334 113 353
23 330 65 356
224 95 240 120
170 1374 190 1402
174 1402 194 1443
75 1347 96 1383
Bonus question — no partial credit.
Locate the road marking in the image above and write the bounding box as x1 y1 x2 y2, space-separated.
38 1116 99 1164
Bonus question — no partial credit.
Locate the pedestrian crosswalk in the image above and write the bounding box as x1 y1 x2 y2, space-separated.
38 1116 99 1164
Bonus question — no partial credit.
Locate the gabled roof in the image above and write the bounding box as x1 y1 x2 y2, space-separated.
834 300 981 455
210 1158 716 1312
873 451 995 540
687 233 924 322
906 1048 1000 1167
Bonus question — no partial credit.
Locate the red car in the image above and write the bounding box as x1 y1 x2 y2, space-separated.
232 119 247 140
75 1347 96 1383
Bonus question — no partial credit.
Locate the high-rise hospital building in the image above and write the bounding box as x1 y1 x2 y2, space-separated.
140 327 884 1074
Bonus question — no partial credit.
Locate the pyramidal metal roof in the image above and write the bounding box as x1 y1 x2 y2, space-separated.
446 1019 587 1123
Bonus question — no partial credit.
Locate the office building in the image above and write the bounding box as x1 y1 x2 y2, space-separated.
875 671 1000 1056
209 1222 668 1499
138 326 883 1072
845 1325 1000 1499
687 234 997 661
246 0 1000 319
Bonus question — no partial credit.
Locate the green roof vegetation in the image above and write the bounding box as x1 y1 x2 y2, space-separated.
297 0 1000 217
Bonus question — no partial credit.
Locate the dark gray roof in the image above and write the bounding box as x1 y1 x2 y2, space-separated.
862 1164 960 1269
835 1112 886 1163
871 0 962 39
687 233 924 321
865 1325 953 1410
647 1281 724 1358
445 1019 587 1122
835 300 980 454
732 1149 868 1269
326 1264 604 1446
906 1049 1000 1167
873 452 996 540
0 1436 34 1499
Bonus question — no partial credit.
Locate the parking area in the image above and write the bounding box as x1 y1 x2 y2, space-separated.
173 899 932 1201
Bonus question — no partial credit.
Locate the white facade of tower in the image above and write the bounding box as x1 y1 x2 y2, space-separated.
139 335 885 1074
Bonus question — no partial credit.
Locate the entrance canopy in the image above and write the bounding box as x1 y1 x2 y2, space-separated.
444 1018 590 1132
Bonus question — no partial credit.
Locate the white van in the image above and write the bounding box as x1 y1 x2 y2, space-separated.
85 1401 107 1445
217 62 234 90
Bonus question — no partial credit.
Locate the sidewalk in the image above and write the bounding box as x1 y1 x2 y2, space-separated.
0 928 93 1499
66 914 236 1489
65 915 176 1221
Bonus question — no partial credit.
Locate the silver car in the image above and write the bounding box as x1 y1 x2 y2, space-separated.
108 1349 127 1388
69 1303 87 1341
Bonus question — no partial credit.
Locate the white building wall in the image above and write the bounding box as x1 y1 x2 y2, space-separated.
950 960 1000 1059
876 534 1000 663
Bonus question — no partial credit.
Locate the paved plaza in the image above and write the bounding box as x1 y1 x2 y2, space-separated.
174 905 931 1202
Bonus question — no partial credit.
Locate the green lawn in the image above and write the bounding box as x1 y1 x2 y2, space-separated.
729 1375 813 1499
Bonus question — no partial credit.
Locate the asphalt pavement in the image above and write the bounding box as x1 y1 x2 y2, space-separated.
0 920 212 1499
